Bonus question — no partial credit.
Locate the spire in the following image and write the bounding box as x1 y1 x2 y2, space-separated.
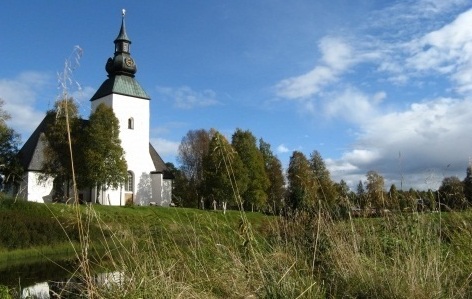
106 9 137 77
91 9 150 101
115 9 130 52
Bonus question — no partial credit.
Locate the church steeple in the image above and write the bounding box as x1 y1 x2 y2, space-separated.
91 9 150 101
105 9 137 77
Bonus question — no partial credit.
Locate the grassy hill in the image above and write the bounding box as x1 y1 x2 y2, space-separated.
0 194 471 298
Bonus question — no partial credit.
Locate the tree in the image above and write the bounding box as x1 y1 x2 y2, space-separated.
356 180 366 209
365 170 385 210
0 99 22 191
309 150 337 211
41 98 81 201
202 131 248 210
388 184 399 209
463 165 472 205
333 179 352 218
232 129 269 211
165 162 189 207
438 176 466 210
79 103 127 196
259 138 285 214
286 151 316 212
177 129 213 207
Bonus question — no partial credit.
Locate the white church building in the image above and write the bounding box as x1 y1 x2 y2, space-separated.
17 13 174 206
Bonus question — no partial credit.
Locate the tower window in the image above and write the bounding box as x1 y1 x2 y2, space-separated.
125 171 134 192
128 117 134 130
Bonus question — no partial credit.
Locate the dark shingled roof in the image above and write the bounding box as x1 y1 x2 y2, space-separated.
150 143 175 180
18 116 49 171
90 75 150 101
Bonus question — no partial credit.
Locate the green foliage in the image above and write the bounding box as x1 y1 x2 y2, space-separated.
366 170 385 209
231 129 269 211
259 139 285 214
202 131 248 209
286 151 316 212
78 103 127 190
177 129 213 207
310 150 338 211
439 176 467 210
41 98 81 201
0 285 12 299
463 165 472 205
0 125 22 191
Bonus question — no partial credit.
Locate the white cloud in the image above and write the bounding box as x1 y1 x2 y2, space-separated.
329 97 472 190
276 144 290 154
323 87 382 123
156 86 220 109
275 37 355 99
150 137 180 157
0 72 51 138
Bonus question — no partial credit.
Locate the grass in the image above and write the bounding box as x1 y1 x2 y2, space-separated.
1 196 471 298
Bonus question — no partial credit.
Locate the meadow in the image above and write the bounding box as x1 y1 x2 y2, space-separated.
0 194 471 298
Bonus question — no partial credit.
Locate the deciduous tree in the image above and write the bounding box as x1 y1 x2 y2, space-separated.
0 99 22 191
41 98 81 201
232 129 269 211
309 150 337 211
79 103 127 195
366 170 385 210
439 176 466 210
286 151 315 212
259 138 285 214
202 131 248 209
177 129 213 207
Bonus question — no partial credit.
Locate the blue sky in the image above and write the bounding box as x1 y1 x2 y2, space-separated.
2 0 472 191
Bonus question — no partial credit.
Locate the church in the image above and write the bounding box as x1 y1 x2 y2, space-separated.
17 12 174 206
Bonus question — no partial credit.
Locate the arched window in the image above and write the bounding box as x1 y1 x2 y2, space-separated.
125 171 134 192
128 117 134 130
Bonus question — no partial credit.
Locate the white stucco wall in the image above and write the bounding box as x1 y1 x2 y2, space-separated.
91 94 156 206
19 172 54 203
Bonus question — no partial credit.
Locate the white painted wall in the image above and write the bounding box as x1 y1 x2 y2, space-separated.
91 94 155 206
19 172 54 203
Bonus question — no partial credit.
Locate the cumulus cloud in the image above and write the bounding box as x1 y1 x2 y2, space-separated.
156 85 220 109
406 9 472 93
329 97 472 190
323 87 383 123
0 72 51 138
275 37 356 99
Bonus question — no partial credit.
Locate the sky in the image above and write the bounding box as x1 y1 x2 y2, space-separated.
2 0 472 191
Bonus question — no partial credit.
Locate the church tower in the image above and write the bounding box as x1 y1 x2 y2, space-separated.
89 10 172 206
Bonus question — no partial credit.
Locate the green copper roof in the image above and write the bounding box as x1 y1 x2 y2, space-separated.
90 75 150 101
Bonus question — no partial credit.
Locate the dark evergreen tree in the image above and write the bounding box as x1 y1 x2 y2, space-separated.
463 165 472 205
356 180 366 209
388 184 399 209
